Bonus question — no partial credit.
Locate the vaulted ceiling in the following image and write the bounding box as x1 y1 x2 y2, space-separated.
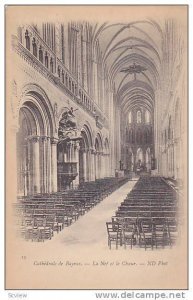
92 20 164 115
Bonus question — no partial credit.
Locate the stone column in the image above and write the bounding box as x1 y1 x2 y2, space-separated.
51 137 58 193
100 152 105 178
154 89 161 174
82 148 87 182
31 136 40 194
107 154 110 176
47 137 52 193
40 136 48 193
73 141 80 187
87 149 92 181
91 148 97 180
93 60 98 104
105 153 110 177
82 37 88 91
90 148 95 181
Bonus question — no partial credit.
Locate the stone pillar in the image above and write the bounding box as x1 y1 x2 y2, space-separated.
92 148 97 180
39 136 47 193
90 148 96 181
73 141 80 187
105 153 109 177
31 136 40 194
82 37 88 91
107 154 111 176
47 137 52 193
93 60 98 104
51 137 58 193
100 152 105 178
83 149 87 182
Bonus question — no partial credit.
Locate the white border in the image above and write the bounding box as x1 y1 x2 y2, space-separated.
1 1 192 300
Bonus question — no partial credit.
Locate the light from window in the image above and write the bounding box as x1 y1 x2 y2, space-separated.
128 111 132 124
145 110 150 123
137 110 142 123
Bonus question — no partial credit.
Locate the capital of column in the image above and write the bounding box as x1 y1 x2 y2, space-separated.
87 148 92 154
103 153 110 156
90 147 96 155
39 136 50 143
28 135 40 143
97 151 103 156
51 137 59 145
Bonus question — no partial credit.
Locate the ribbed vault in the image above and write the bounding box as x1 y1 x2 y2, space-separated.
90 19 163 114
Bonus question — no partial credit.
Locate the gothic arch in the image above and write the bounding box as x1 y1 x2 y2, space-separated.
20 84 55 136
17 88 57 196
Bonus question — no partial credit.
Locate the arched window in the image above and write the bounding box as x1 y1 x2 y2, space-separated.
39 46 43 63
25 30 30 51
45 52 48 68
32 38 37 57
128 111 132 124
50 57 54 73
137 110 142 123
145 110 150 123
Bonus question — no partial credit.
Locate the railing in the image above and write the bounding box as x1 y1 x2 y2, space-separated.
13 25 109 129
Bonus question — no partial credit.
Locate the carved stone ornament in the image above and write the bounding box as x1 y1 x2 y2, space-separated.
58 107 82 144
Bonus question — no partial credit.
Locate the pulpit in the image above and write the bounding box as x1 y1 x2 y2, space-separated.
57 162 78 190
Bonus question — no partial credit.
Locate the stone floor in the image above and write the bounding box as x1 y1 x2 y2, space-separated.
9 177 187 289
50 178 138 249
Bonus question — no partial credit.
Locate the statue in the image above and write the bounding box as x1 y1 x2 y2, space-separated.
58 107 79 143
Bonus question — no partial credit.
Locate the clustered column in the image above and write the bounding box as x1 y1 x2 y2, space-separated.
31 136 40 194
51 137 58 192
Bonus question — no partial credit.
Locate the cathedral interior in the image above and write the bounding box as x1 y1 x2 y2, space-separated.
8 15 187 249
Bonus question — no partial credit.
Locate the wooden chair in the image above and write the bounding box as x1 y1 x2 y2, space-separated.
152 219 168 248
166 218 178 247
122 221 136 249
106 222 122 250
139 221 155 250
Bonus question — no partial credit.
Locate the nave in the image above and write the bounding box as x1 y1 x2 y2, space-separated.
15 175 180 250
15 176 130 243
11 175 185 290
6 8 187 290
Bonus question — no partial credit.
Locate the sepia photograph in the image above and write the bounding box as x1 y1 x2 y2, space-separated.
5 5 188 290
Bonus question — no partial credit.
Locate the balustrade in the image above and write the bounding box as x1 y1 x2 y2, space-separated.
14 25 109 129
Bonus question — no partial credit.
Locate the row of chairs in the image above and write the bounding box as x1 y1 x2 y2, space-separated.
106 176 179 250
106 217 177 250
15 176 129 242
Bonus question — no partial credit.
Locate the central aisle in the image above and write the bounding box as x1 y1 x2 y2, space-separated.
51 178 138 249
11 177 186 289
